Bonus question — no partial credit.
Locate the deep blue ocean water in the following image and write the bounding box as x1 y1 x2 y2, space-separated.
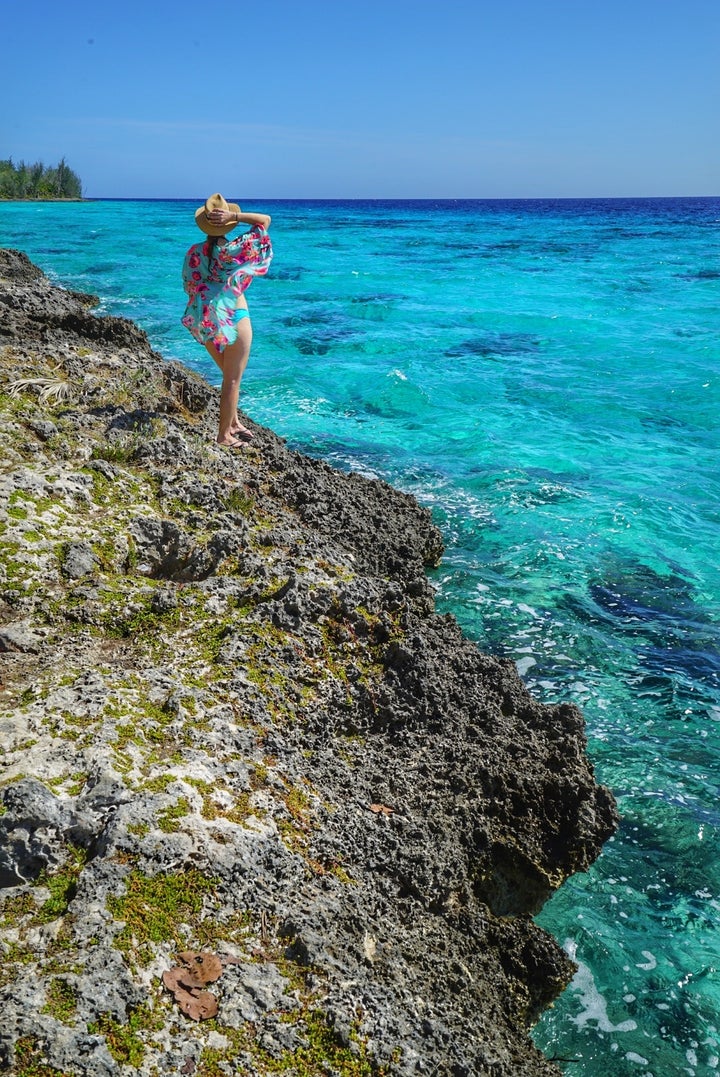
2 197 719 1076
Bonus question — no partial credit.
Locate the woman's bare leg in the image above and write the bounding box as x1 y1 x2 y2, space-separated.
204 320 253 443
204 341 239 431
204 341 224 374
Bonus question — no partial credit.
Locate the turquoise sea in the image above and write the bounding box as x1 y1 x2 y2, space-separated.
2 197 719 1076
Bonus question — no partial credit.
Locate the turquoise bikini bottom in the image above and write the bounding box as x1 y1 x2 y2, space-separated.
234 307 250 322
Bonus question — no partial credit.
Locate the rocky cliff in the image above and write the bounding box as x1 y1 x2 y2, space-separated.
0 248 617 1077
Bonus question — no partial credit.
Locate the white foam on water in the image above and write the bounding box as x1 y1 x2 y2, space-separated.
625 1053 649 1066
564 942 638 1033
516 656 536 677
636 951 657 970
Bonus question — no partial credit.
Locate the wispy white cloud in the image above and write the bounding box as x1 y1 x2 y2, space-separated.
63 114 520 154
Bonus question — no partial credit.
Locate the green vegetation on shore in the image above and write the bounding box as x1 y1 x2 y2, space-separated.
0 157 82 200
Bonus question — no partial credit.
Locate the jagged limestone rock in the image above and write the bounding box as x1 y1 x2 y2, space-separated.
0 248 617 1077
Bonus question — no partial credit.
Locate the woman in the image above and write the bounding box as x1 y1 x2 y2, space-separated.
182 193 273 446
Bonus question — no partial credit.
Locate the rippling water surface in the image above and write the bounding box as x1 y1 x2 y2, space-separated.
3 197 720 1076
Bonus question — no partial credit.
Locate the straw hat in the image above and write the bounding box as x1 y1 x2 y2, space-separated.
194 193 241 236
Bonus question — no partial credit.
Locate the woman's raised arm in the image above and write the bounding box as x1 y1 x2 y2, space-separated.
206 206 271 231
237 211 271 229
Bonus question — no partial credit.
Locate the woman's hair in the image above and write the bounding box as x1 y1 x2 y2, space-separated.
206 235 219 260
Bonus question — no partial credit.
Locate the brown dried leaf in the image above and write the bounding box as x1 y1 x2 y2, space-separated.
163 969 219 1020
177 988 219 1021
175 951 223 985
162 967 190 994
369 803 394 815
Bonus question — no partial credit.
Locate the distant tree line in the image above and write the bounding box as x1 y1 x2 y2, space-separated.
0 157 83 199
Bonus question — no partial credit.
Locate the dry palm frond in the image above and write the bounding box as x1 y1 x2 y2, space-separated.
7 375 76 405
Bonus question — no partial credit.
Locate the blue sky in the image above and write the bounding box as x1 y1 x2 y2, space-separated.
3 0 718 198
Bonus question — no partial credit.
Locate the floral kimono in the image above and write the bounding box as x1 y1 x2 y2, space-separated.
181 225 273 350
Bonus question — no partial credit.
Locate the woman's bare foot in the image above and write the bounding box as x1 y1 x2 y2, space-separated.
230 422 254 441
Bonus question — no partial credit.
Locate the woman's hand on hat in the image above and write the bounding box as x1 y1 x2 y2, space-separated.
208 207 241 227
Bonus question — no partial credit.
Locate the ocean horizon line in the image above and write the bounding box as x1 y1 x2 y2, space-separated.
64 193 720 204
